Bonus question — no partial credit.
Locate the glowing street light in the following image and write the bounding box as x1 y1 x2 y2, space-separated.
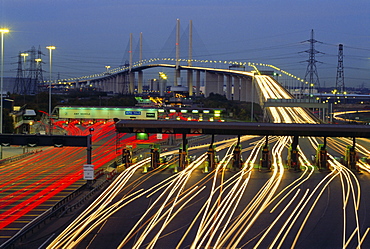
46 45 56 134
0 28 9 135
20 52 28 63
21 53 29 73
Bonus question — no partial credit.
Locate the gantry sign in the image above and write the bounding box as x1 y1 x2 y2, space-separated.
115 120 370 138
0 134 92 166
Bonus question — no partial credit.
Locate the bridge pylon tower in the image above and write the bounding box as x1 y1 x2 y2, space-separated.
174 18 181 86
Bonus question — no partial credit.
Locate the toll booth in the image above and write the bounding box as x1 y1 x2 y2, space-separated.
232 144 243 169
288 136 300 171
204 144 216 173
177 134 189 171
260 144 271 170
122 148 132 168
316 144 328 170
151 146 160 169
345 145 358 171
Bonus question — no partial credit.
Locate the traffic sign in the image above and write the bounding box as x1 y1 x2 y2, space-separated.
83 164 95 180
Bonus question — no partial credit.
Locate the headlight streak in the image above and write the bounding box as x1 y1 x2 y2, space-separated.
43 74 368 248
47 160 150 249
176 138 262 249
176 136 264 248
145 157 212 248
126 156 207 249
214 136 286 248
327 137 370 175
267 151 314 213
253 188 303 249
284 136 362 248
144 185 207 249
192 160 251 248
190 141 241 247
130 138 252 249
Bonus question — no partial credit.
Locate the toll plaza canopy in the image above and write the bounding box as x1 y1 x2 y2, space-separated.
115 120 370 138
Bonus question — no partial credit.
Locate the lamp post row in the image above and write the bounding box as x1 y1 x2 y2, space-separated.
0 29 55 135
46 45 56 135
0 28 10 135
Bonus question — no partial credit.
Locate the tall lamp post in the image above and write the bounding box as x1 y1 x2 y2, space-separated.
46 45 56 135
0 28 9 160
0 28 9 135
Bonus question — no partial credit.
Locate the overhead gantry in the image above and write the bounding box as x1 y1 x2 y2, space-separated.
116 120 370 172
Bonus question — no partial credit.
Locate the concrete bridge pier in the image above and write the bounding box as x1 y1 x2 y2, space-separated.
138 71 143 94
205 71 218 97
109 77 114 93
113 76 118 93
195 70 201 96
217 74 224 95
118 74 124 93
240 77 247 101
101 78 107 92
233 76 240 101
187 70 193 96
226 75 232 100
129 72 135 94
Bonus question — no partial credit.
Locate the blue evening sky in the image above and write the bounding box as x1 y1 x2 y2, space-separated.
1 0 369 87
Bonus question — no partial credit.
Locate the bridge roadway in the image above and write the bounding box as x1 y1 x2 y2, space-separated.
115 120 370 138
77 63 256 102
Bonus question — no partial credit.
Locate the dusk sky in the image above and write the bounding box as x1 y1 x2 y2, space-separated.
1 0 369 88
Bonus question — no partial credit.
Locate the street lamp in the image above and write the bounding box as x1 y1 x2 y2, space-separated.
21 53 29 82
46 45 56 135
21 52 28 68
105 65 110 75
0 28 9 134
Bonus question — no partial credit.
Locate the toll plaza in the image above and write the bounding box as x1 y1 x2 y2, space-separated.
115 120 370 172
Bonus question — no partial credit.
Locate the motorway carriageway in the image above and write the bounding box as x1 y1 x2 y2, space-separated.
0 120 168 244
42 134 370 248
